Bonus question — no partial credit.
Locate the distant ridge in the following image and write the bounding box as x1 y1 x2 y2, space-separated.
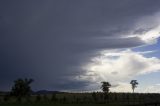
33 90 61 95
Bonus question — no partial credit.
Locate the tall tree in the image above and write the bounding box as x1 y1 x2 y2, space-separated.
10 78 34 98
130 80 138 93
101 81 111 93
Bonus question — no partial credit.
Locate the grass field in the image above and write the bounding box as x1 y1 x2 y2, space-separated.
1 92 160 106
0 104 129 106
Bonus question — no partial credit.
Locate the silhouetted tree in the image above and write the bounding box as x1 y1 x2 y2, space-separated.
10 78 34 99
130 80 138 93
101 82 111 93
101 82 111 103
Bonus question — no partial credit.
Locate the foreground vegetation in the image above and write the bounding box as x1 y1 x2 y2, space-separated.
1 92 160 106
0 103 128 106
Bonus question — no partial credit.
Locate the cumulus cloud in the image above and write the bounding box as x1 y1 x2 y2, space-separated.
77 49 160 91
111 82 131 92
143 84 160 93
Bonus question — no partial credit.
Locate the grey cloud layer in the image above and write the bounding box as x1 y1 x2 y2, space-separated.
0 0 160 90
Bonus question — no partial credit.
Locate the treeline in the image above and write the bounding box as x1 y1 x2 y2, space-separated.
0 78 160 105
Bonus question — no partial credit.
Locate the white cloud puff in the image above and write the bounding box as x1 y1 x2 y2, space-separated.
111 82 131 92
143 84 160 93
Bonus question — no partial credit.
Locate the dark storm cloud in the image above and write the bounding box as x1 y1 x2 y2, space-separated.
1 0 160 91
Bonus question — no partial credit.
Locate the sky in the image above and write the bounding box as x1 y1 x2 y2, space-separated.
0 0 160 93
